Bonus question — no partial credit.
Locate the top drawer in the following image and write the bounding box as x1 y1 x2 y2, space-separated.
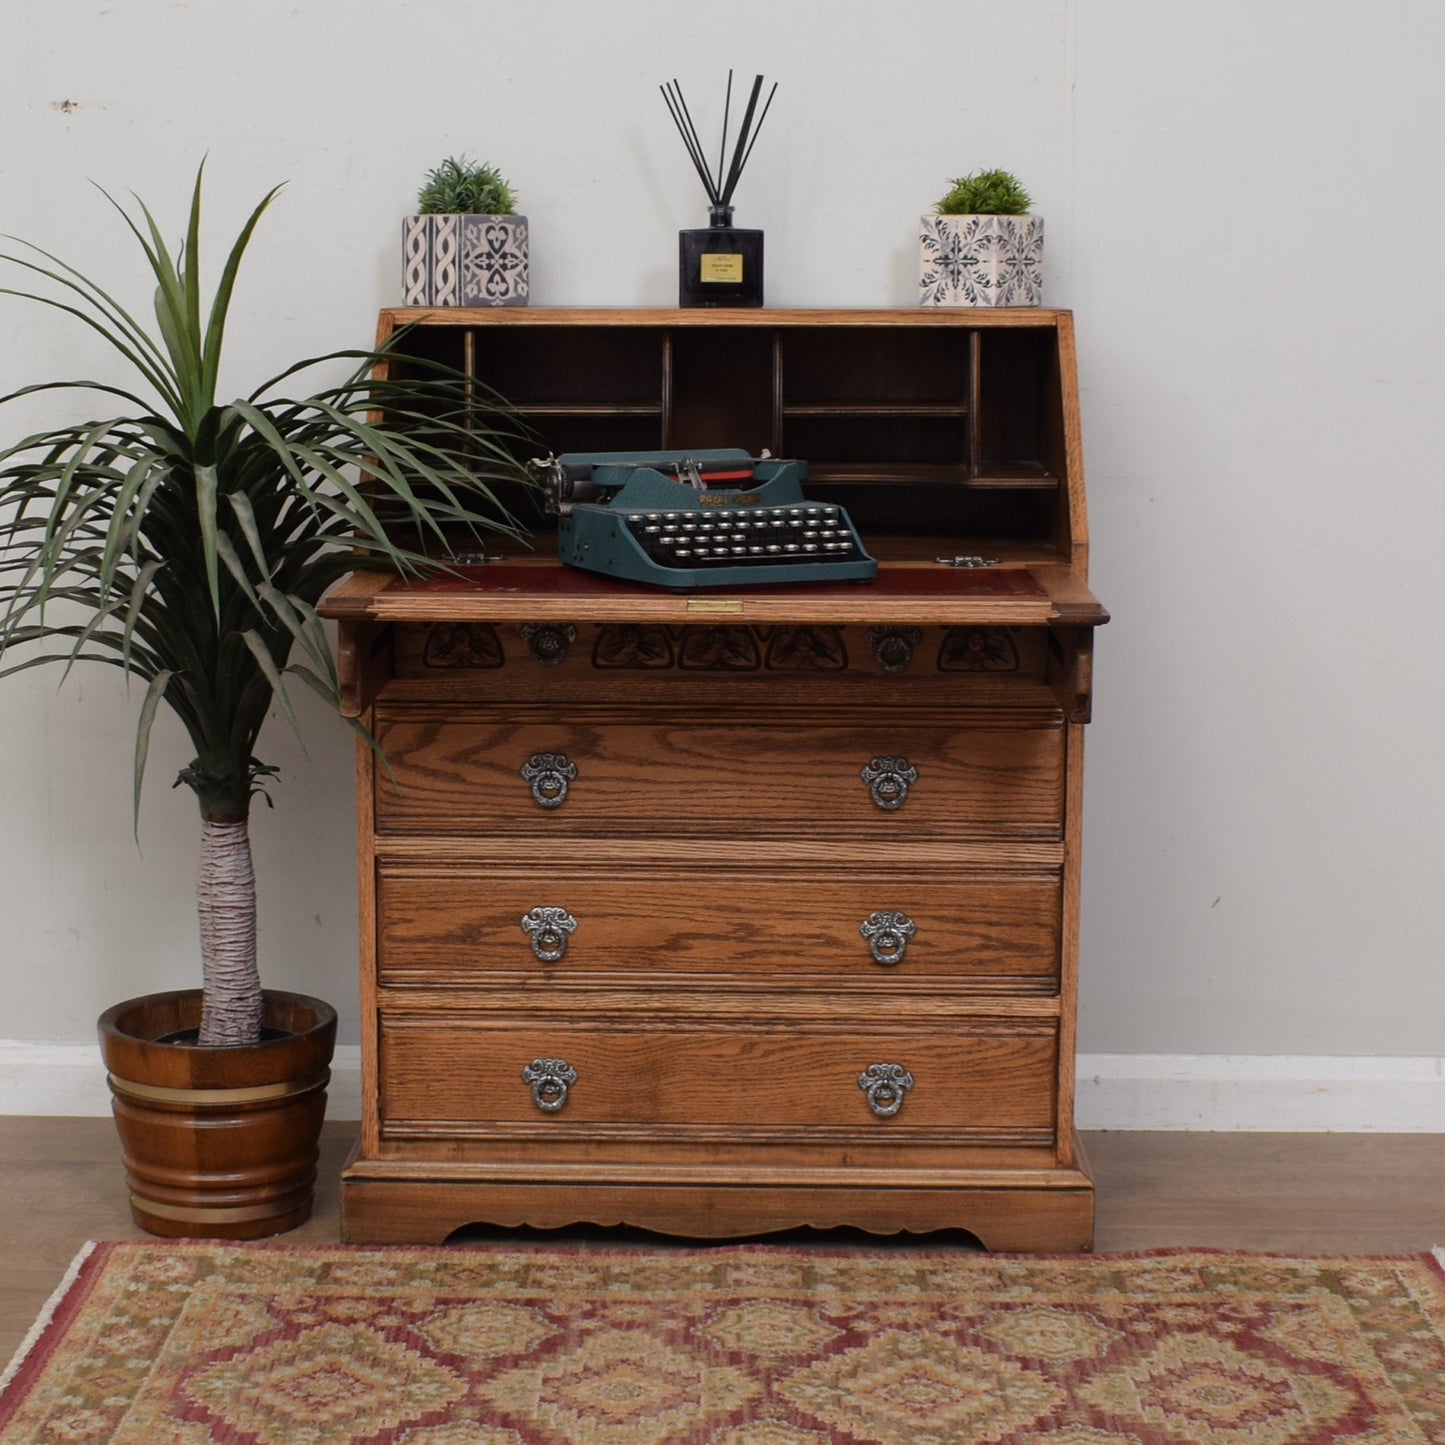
372 707 1065 838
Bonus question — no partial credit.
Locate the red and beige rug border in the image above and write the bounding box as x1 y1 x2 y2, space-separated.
4 1239 1444 1438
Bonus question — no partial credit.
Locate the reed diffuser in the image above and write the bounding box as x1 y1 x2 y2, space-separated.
661 71 777 308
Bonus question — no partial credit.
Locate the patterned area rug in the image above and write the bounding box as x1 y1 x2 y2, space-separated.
3 1243 1444 1444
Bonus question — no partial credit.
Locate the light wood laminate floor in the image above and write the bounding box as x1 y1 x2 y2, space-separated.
2 1119 1441 1366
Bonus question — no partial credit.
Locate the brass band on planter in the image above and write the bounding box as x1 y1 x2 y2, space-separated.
106 1070 330 1106
130 1194 302 1224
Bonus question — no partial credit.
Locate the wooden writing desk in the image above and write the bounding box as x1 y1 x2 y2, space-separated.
321 308 1107 1249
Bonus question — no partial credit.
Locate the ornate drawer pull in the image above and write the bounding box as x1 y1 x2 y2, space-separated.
521 621 577 666
522 1057 577 1112
860 755 917 810
521 752 577 809
520 906 577 962
858 1062 914 1117
859 910 916 966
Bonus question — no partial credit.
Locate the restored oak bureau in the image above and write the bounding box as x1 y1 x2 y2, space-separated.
320 307 1108 1249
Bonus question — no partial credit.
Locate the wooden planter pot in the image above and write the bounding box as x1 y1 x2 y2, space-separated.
97 989 337 1239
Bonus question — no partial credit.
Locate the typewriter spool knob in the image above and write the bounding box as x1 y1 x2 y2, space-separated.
528 454 612 516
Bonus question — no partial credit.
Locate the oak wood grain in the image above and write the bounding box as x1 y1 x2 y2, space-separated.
376 862 1062 986
372 709 1065 838
339 1178 1096 1251
377 1016 1058 1134
381 305 1078 329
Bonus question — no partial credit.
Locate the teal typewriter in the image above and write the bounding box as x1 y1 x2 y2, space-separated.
529 448 877 590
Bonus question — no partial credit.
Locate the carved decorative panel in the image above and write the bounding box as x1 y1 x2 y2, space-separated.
938 627 1020 673
423 622 505 669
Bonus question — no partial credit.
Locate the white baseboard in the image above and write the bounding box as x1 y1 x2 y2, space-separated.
1075 1053 1445 1131
1 1045 1441 1131
0 1043 365 1121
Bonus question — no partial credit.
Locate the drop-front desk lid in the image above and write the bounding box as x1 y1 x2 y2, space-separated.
318 551 1108 629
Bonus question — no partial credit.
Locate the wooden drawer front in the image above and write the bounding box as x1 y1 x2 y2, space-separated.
379 1018 1057 1136
377 865 1061 987
372 712 1064 837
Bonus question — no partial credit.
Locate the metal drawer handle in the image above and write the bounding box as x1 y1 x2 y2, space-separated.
521 752 577 809
859 910 916 966
860 755 918 810
858 1062 914 1117
520 907 577 962
522 1057 577 1112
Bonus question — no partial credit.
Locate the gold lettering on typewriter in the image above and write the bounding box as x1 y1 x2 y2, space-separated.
699 492 760 507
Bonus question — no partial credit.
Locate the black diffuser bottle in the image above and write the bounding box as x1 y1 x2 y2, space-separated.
679 203 764 308
662 72 775 309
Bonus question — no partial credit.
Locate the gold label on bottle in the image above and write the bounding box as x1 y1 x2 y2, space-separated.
700 253 744 283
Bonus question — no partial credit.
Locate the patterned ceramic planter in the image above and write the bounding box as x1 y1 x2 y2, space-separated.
402 213 528 307
919 213 1044 307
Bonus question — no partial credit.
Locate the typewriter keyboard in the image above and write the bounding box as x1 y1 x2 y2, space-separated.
626 504 866 569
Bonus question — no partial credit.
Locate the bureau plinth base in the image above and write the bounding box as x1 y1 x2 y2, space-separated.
339 1144 1096 1253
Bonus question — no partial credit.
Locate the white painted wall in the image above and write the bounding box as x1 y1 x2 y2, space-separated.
2 2 1443 1077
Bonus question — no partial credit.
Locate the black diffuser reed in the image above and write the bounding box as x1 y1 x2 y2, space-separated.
661 71 776 307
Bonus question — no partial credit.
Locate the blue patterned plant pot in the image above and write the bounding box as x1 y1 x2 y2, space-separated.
919 213 1043 307
402 213 529 307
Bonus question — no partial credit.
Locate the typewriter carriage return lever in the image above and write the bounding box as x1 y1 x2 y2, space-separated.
526 448 877 591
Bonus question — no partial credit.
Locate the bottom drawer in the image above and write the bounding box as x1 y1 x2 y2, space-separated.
379 1016 1058 1139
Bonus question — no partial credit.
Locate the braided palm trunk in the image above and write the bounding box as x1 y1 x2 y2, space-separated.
196 816 263 1045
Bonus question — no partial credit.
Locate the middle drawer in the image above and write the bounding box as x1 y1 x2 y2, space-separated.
377 862 1062 989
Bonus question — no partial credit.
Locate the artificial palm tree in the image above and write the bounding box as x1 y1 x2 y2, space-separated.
0 166 530 1046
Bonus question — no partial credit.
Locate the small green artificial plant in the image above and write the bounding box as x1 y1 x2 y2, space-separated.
0 164 531 1047
416 156 517 215
934 168 1032 216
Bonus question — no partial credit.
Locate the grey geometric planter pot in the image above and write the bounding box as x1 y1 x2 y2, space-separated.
402 213 529 307
919 213 1044 307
